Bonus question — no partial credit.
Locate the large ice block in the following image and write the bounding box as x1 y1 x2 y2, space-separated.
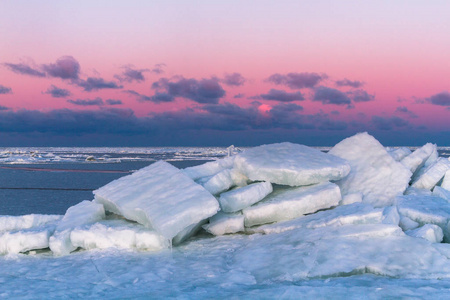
0 228 54 255
183 156 235 180
411 157 450 190
233 142 350 186
202 212 245 236
218 181 273 213
243 182 341 227
441 170 450 190
93 160 220 240
401 143 436 174
49 200 106 256
406 224 444 243
202 169 248 195
329 132 412 207
0 214 62 232
387 147 411 161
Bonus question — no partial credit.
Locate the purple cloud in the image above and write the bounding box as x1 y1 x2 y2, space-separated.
335 78 364 88
0 105 9 111
115 66 148 83
428 92 450 106
105 99 123 105
259 89 304 102
44 85 71 98
152 63 166 74
234 93 245 99
266 72 325 89
152 77 225 104
313 86 351 105
372 116 409 130
67 97 104 106
3 63 46 77
75 77 123 92
42 56 80 80
125 90 175 103
349 89 375 102
0 85 12 95
395 106 418 118
222 73 246 86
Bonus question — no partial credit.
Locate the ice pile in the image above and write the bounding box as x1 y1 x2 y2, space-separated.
3 130 450 284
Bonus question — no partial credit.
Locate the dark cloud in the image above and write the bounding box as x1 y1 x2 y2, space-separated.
105 99 123 105
152 63 166 74
115 66 148 83
222 73 246 86
395 106 418 118
0 105 10 111
331 110 340 115
42 56 80 80
125 90 175 103
67 97 104 106
234 93 245 99
349 89 375 102
75 77 123 92
266 72 325 89
44 85 71 98
152 77 225 104
312 86 351 105
372 116 409 130
3 63 46 77
259 89 304 102
0 85 12 94
335 78 364 88
428 92 450 106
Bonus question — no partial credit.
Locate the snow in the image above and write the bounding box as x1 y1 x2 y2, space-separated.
406 224 444 243
411 157 450 190
329 132 412 207
401 143 436 174
202 212 245 236
49 200 105 256
218 181 273 213
93 160 219 240
243 182 341 227
233 142 350 186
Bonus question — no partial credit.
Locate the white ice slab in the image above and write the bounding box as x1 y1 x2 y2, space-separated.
411 157 450 190
243 182 341 227
0 228 54 255
233 142 350 186
172 219 207 246
401 143 436 174
49 200 106 256
202 169 248 195
202 212 245 236
0 214 62 232
253 202 384 234
183 156 235 180
219 181 273 213
70 219 169 251
441 170 450 190
329 132 411 207
387 147 411 161
406 224 444 243
399 216 420 231
94 161 219 240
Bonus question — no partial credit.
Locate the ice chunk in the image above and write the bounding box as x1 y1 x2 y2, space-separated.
382 206 400 225
329 132 412 207
399 216 420 231
0 214 61 232
70 220 169 251
183 156 235 180
218 181 272 213
172 219 207 246
202 212 245 236
411 157 450 190
404 187 432 196
0 228 54 255
406 224 444 243
202 169 248 195
94 161 220 240
387 147 411 161
243 182 341 227
253 202 384 234
49 200 105 256
397 194 450 241
401 143 436 174
432 186 450 201
233 142 350 186
339 192 363 206
441 170 450 190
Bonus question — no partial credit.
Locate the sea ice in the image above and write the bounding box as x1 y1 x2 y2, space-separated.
218 181 273 213
399 216 420 231
49 200 106 256
406 224 444 243
0 214 61 232
441 170 450 190
411 157 450 190
243 182 341 227
202 212 245 236
233 142 350 186
382 206 400 225
387 147 411 161
339 192 363 206
183 156 235 180
432 186 450 201
93 161 220 240
401 143 436 174
202 169 247 195
0 228 54 255
329 132 412 207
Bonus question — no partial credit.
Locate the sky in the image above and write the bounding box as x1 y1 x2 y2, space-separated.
1 0 450 146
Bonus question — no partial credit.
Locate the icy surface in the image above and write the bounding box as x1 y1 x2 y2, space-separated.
243 182 341 227
233 142 350 186
411 157 450 190
218 181 273 213
202 169 247 195
399 216 420 231
340 193 363 206
387 146 411 161
406 224 444 243
442 170 450 190
183 156 235 180
0 214 61 232
401 143 436 174
203 212 245 236
329 132 412 207
94 160 219 239
433 186 450 201
49 200 105 256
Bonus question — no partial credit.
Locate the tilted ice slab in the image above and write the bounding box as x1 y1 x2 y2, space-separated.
202 212 245 236
0 214 62 232
406 224 444 243
411 157 450 190
243 182 341 227
387 146 411 161
329 132 412 207
202 168 248 195
219 181 273 213
94 161 219 240
183 156 235 180
233 142 350 186
433 186 450 201
401 143 436 175
253 202 384 234
70 219 169 251
441 170 450 190
49 200 105 256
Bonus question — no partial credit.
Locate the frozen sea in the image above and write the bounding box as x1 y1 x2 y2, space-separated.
2 146 450 299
